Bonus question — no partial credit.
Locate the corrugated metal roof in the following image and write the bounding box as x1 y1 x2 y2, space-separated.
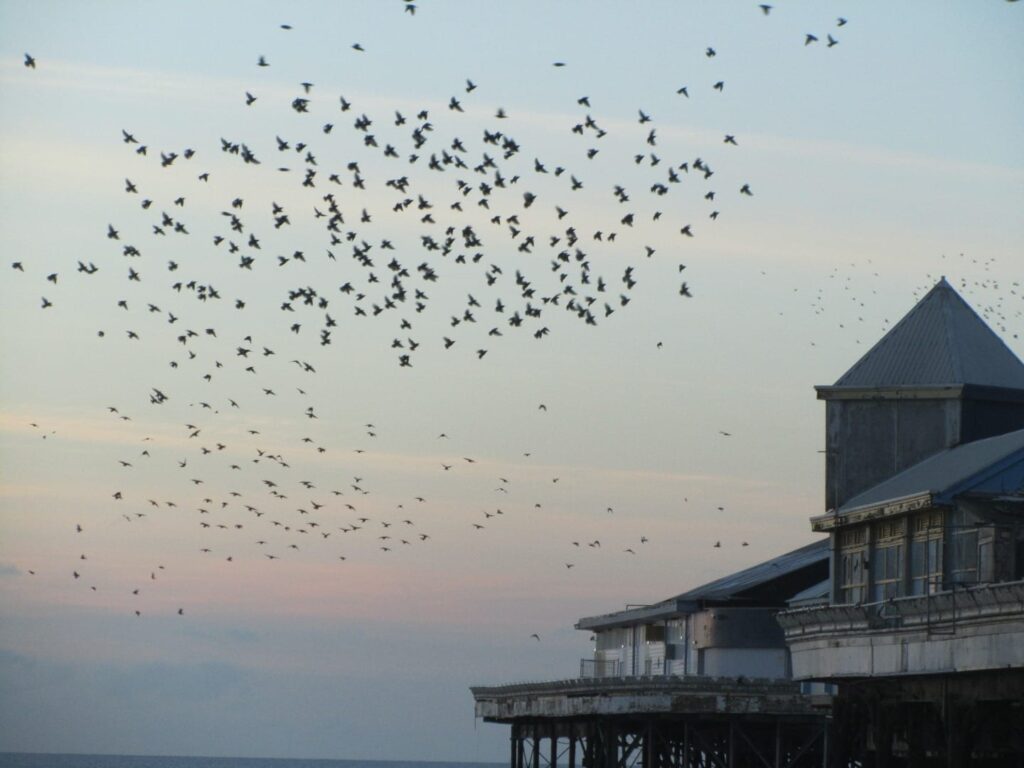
576 539 829 629
787 579 830 608
833 278 1024 389
838 427 1024 515
666 538 829 602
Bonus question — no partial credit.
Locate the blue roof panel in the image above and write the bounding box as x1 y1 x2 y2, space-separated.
576 540 829 629
838 427 1024 515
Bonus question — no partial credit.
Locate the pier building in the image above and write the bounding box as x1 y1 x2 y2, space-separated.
473 279 1024 766
472 540 833 768
779 278 1024 764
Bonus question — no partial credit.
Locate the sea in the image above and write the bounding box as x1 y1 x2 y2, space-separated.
0 757 503 768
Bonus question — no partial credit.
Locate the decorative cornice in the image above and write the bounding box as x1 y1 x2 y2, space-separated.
811 492 935 531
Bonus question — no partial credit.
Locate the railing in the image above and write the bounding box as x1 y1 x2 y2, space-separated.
579 658 620 678
777 579 1024 639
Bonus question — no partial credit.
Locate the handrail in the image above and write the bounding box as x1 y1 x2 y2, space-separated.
778 579 1024 637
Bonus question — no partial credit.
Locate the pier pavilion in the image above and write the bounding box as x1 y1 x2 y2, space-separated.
472 279 1024 766
778 278 1024 765
472 539 833 768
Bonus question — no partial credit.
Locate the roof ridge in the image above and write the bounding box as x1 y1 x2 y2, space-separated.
830 278 1024 389
939 280 963 382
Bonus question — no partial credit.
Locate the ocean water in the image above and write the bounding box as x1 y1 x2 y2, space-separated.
0 756 503 768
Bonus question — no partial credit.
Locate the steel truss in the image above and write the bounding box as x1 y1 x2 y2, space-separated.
508 716 829 768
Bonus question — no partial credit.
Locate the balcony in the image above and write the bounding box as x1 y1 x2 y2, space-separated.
579 658 621 678
778 579 1024 680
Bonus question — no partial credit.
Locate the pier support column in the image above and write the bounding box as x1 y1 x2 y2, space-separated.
873 702 892 768
945 701 972 768
605 722 618 768
584 722 596 768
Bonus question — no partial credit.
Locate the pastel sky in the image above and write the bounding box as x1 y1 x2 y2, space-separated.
1 1 1022 762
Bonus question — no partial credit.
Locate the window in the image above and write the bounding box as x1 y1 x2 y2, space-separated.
910 512 943 595
837 527 867 604
840 550 866 604
949 509 979 586
872 542 904 602
839 553 867 604
596 628 627 651
871 519 906 602
669 619 686 642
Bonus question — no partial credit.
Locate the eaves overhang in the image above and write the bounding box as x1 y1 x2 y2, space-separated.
814 384 1024 403
575 600 699 631
810 492 937 531
814 385 965 401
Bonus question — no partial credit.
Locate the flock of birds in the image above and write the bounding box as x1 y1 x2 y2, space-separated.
16 3 800 617
16 4 1017 629
19 9 854 366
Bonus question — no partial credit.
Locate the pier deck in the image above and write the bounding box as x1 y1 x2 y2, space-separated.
472 677 831 767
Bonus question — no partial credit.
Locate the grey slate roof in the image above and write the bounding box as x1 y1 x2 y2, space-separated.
576 539 829 630
833 278 1024 389
838 427 1024 515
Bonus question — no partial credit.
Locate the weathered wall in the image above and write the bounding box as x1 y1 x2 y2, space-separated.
692 608 786 649
701 647 789 678
823 392 1024 512
824 398 958 510
961 397 1024 443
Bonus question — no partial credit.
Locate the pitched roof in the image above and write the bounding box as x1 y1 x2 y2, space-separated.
787 579 830 608
576 539 829 630
667 538 829 603
832 278 1024 389
837 427 1024 516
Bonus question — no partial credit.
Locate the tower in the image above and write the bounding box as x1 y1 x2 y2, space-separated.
816 277 1024 511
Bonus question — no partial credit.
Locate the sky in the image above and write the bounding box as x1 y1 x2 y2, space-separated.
0 0 1022 762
